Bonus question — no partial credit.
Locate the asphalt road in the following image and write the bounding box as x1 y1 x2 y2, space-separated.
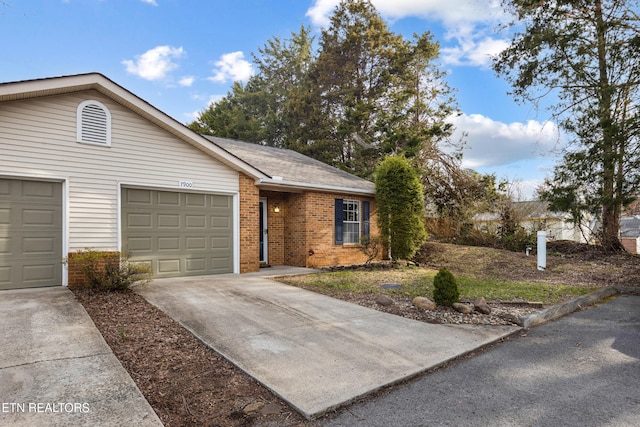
322 294 640 427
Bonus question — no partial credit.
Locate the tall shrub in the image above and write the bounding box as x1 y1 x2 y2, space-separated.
375 155 427 260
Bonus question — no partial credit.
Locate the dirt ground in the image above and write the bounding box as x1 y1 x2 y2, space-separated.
72 242 639 426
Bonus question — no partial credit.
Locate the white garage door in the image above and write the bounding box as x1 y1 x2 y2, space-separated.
121 188 234 277
0 178 63 290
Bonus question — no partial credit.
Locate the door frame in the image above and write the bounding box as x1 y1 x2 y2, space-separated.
259 197 268 264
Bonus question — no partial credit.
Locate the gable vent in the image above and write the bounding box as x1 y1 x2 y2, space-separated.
77 100 111 146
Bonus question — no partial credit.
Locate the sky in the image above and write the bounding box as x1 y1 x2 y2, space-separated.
0 0 565 200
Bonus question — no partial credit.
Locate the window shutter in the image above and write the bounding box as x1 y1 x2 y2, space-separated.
335 198 343 245
362 200 370 239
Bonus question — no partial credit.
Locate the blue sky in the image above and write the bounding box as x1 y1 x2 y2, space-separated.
1 0 563 199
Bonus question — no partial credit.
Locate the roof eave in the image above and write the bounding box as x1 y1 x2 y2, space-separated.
257 178 375 196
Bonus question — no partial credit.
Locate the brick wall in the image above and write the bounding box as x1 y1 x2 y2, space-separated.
239 173 260 273
621 237 638 254
66 251 121 288
303 192 381 268
259 190 381 268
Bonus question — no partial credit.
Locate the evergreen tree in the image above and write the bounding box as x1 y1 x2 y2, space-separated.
494 0 640 251
375 155 426 260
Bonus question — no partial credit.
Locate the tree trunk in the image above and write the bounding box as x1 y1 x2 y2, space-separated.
595 1 624 252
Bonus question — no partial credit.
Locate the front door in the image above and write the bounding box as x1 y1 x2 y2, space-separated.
259 198 268 264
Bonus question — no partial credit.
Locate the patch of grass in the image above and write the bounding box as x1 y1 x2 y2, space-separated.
456 277 596 304
279 267 598 305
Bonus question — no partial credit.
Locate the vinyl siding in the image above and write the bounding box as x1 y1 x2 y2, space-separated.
0 90 239 251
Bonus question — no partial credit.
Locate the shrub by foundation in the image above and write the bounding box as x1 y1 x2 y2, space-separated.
66 249 151 291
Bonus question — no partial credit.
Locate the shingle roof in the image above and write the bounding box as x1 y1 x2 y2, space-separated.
204 136 375 195
474 201 569 221
621 216 640 238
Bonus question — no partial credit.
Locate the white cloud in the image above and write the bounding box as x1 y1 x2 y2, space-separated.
122 46 185 81
441 34 510 67
141 0 158 6
306 0 511 67
178 76 195 87
449 113 561 169
307 0 505 27
208 51 253 83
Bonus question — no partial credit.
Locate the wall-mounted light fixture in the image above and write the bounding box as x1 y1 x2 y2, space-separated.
274 204 280 213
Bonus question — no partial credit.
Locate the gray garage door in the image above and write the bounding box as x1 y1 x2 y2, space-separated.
121 188 234 277
0 178 63 290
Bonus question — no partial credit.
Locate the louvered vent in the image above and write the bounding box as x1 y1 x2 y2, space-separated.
77 100 111 146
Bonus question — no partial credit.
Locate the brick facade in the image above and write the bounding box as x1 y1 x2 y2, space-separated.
258 190 381 269
66 251 121 288
239 173 261 273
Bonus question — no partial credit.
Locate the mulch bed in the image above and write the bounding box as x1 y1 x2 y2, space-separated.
72 288 313 427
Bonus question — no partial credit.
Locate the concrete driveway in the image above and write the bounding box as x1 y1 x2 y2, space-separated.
138 268 518 419
323 294 640 427
0 287 162 427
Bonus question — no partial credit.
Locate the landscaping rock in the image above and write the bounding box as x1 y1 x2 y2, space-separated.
243 401 264 415
499 313 523 326
260 403 282 416
413 296 436 310
474 297 492 315
375 295 395 307
453 303 473 314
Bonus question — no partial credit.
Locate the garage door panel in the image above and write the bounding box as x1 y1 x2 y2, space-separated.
211 236 231 250
158 191 180 206
158 236 180 251
122 188 233 278
126 213 153 228
185 193 206 207
22 209 57 227
211 215 232 229
211 195 231 208
0 178 62 290
126 189 153 205
158 214 180 228
185 258 207 273
186 236 206 250
126 237 153 251
0 208 10 224
0 266 10 285
22 236 57 254
185 215 206 228
23 263 58 282
157 259 181 274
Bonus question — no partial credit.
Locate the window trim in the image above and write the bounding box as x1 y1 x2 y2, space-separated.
342 199 360 245
76 100 112 147
335 198 370 246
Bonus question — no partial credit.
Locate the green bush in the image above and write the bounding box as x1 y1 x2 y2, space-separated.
432 267 460 307
67 249 151 291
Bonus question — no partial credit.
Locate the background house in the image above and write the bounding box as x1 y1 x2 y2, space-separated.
0 73 378 291
473 201 593 243
620 216 640 254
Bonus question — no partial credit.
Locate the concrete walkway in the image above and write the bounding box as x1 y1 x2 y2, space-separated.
139 269 518 419
0 287 162 427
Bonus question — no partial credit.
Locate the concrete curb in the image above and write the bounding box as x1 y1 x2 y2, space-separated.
519 286 634 329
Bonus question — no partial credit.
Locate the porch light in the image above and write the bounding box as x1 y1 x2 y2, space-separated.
274 204 280 213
